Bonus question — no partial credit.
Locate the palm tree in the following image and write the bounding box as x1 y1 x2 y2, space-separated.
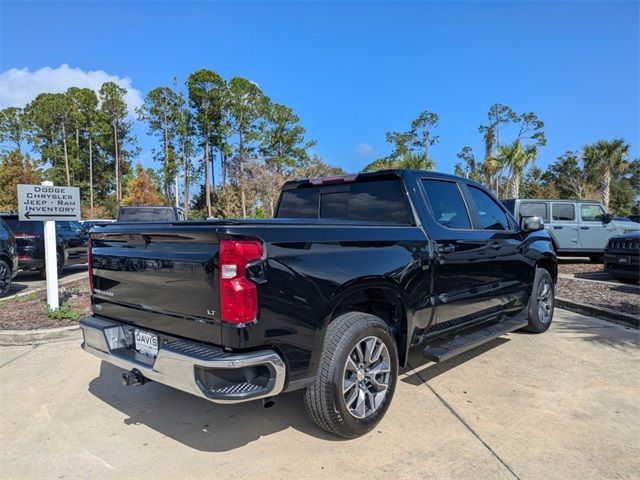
582 139 629 208
496 140 536 198
397 152 435 170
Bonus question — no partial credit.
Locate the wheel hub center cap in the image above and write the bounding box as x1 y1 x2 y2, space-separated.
356 369 365 382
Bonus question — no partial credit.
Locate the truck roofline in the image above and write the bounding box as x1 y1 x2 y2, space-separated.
281 169 479 190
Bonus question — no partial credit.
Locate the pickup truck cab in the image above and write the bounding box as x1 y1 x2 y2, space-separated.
80 170 557 438
503 198 640 262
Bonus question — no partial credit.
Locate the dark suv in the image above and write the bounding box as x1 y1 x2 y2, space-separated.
0 214 89 278
0 217 18 296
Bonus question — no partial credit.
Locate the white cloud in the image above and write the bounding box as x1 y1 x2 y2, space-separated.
356 142 374 157
0 64 143 117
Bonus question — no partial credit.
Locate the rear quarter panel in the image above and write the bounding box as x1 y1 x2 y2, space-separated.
219 224 431 386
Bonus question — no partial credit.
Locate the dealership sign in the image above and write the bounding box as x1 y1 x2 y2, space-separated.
17 184 81 221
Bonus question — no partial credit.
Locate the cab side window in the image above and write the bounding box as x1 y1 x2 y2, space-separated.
56 222 70 234
552 204 575 221
467 186 511 230
68 221 86 235
422 180 471 229
580 204 606 222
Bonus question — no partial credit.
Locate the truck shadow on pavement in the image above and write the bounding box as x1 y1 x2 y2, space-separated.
88 362 340 451
400 338 510 385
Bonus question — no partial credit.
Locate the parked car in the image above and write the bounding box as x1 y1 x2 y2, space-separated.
604 231 640 283
502 199 640 262
81 219 115 229
0 217 18 296
0 214 89 278
80 170 557 438
628 214 640 223
117 206 187 222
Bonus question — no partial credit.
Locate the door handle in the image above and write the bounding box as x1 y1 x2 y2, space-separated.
581 226 589 230
438 244 455 254
553 226 563 230
489 241 502 250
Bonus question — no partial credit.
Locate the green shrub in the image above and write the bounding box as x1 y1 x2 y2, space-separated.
45 300 82 321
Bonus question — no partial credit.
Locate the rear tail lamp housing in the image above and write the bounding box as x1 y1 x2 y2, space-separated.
219 240 263 325
14 233 40 239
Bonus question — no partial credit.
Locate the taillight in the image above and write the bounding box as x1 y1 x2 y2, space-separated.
87 238 94 292
219 239 263 324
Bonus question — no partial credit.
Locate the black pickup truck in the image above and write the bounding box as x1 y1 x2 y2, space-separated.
80 170 557 438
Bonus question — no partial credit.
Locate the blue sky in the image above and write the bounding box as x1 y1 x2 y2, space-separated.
1 1 638 177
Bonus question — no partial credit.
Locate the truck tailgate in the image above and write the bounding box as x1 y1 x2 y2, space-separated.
90 226 222 344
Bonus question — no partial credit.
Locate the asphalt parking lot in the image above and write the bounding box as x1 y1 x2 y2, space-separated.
1 308 638 480
6 265 87 299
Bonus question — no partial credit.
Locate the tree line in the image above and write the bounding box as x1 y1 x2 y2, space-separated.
0 85 637 217
0 69 337 219
363 104 637 215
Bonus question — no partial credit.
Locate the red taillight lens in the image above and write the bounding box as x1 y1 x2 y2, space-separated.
219 240 263 324
87 238 94 292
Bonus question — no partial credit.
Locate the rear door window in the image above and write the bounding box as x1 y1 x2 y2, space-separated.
519 202 548 222
467 186 512 230
422 180 471 229
3 218 43 235
552 204 575 221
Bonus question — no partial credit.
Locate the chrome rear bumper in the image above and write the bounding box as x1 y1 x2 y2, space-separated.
79 316 286 404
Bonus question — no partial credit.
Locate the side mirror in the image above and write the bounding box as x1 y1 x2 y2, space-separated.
521 216 544 232
604 213 614 224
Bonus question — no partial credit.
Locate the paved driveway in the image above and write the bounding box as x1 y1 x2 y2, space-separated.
1 309 638 480
5 265 87 300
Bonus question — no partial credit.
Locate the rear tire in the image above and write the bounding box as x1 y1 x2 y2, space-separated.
303 312 398 439
0 260 11 297
522 268 555 333
39 252 64 279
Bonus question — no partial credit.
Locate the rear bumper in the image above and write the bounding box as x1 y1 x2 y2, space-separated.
79 315 286 404
18 257 45 270
604 252 640 279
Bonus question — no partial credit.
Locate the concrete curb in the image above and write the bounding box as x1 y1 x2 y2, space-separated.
0 325 82 346
556 297 639 329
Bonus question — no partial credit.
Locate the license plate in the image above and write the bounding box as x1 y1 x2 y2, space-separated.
134 329 159 357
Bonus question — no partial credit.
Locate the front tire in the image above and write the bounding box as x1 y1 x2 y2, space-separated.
303 312 398 439
522 268 555 333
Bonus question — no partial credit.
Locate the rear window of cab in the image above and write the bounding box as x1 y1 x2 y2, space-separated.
276 179 413 224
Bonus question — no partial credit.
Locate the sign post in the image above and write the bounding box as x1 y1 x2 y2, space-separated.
17 182 81 310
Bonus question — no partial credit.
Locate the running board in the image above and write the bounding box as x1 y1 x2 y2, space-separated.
422 318 528 363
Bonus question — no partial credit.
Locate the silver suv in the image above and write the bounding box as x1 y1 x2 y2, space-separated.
502 199 640 262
